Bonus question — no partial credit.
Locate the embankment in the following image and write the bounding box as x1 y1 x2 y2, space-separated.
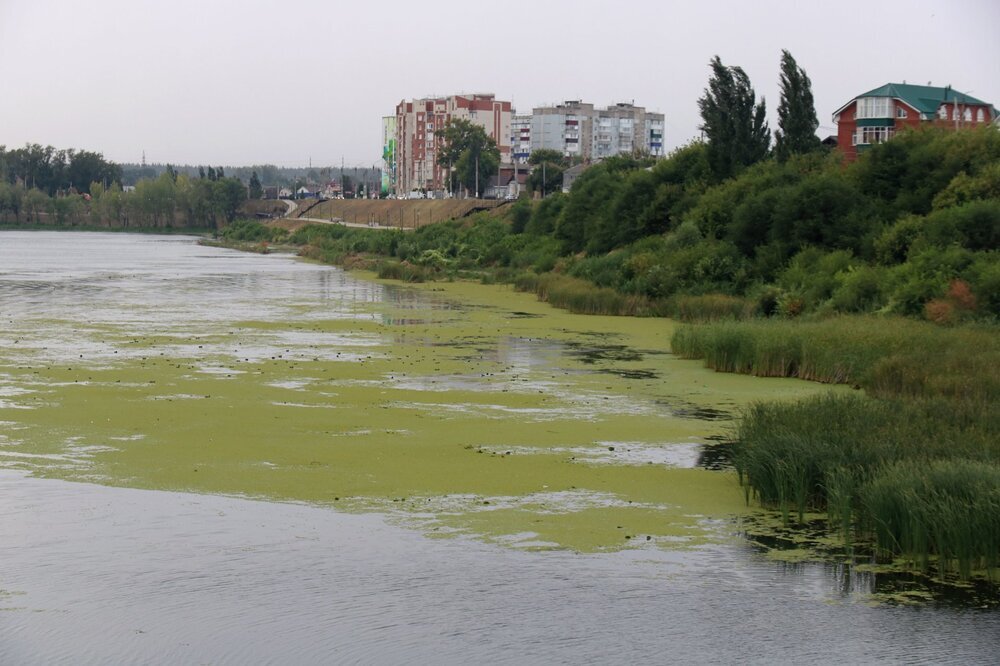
287 198 506 228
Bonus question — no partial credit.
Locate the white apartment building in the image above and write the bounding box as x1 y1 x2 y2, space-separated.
529 100 664 161
510 114 532 164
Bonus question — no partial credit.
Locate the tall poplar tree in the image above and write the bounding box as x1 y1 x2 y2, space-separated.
698 56 770 182
248 171 263 199
774 49 821 161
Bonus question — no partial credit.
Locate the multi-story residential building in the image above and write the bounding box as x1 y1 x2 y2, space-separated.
529 100 664 161
510 114 532 164
833 83 996 161
394 93 513 194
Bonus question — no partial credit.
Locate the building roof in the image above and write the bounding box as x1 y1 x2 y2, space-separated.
836 83 996 117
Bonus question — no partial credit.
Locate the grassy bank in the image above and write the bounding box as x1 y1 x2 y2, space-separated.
673 317 1000 578
670 316 999 400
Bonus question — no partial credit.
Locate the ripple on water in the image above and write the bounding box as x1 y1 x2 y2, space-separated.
2 471 998 665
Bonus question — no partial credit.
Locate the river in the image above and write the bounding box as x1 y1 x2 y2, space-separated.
0 231 996 664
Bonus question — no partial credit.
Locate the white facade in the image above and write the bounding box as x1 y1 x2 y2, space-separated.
510 114 532 163
529 100 664 160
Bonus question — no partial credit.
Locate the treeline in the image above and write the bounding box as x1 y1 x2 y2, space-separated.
120 162 382 190
283 124 999 322
0 144 122 195
0 170 246 229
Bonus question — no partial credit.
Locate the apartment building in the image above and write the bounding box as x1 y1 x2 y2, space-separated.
394 93 513 194
529 100 664 161
510 114 532 164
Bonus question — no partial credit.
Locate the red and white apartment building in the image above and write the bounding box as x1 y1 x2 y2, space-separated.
394 93 512 194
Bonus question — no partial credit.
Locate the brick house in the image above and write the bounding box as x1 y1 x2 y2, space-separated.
833 83 996 161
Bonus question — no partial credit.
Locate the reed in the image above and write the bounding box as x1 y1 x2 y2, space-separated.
514 273 651 316
376 260 429 283
860 459 1000 579
670 316 1000 399
732 391 1000 577
671 294 754 322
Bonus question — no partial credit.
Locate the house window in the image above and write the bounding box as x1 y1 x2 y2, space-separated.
978 108 986 123
963 108 973 122
896 106 908 119
856 126 895 145
856 97 893 119
938 106 949 120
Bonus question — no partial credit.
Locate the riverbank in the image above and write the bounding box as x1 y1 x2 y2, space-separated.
214 221 1000 584
672 317 1000 581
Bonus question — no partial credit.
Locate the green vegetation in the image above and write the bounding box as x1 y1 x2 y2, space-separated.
774 49 821 161
673 316 1000 578
697 55 770 181
0 143 251 229
734 394 999 579
0 143 121 195
670 316 999 398
438 119 500 196
527 149 572 196
271 122 998 583
280 125 998 325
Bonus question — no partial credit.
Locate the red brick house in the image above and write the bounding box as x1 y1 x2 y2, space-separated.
833 83 996 161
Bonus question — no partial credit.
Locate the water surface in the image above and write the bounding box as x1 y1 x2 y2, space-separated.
1 231 997 662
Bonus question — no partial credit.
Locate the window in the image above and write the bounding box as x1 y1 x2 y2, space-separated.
978 108 986 123
856 97 893 119
963 108 973 122
938 106 949 120
856 126 895 145
896 106 908 119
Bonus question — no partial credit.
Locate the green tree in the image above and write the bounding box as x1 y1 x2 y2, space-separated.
439 119 500 197
248 171 264 199
213 178 247 226
698 56 770 181
24 188 49 222
774 50 821 161
527 149 566 196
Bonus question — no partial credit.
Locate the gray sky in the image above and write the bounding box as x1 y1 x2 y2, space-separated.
2 0 997 168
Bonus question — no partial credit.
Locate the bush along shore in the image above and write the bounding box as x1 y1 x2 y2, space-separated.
213 126 999 582
672 317 999 580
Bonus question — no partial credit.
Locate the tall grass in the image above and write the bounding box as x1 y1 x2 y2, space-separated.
681 315 1000 578
734 393 1000 577
861 460 1000 579
514 272 652 316
670 316 1000 399
670 294 755 322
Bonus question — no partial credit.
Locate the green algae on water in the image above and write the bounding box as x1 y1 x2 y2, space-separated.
0 262 839 552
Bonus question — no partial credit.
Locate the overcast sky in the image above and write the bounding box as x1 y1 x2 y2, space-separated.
2 0 997 168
